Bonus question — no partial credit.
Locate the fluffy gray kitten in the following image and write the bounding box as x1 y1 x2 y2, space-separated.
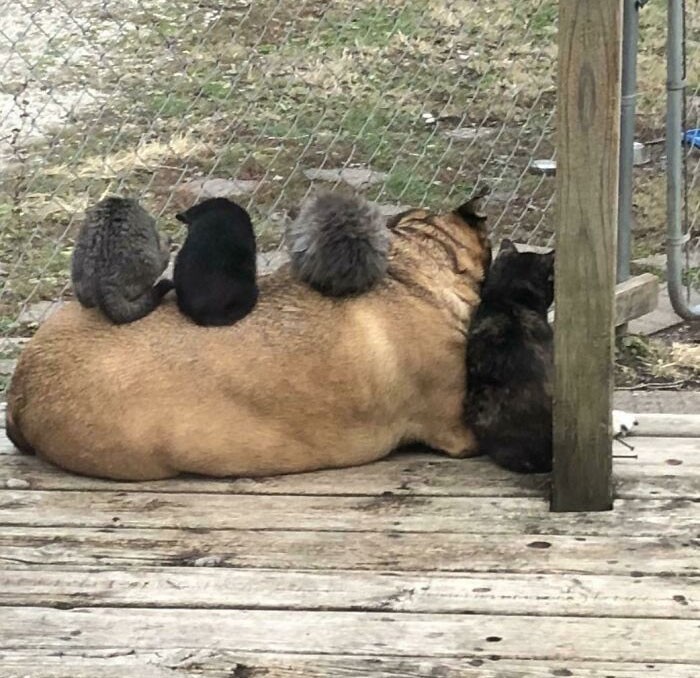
71 197 172 324
286 191 389 296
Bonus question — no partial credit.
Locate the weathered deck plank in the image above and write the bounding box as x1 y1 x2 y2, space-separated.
1 654 698 678
1 460 697 502
2 607 700 663
1 567 696 618
632 413 700 438
1 446 698 499
0 451 550 496
1 491 697 536
1 528 697 576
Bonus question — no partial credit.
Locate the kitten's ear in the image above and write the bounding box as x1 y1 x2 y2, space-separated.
175 211 191 225
500 238 517 253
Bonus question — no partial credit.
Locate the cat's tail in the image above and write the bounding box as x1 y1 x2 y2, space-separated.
286 191 390 297
97 279 173 325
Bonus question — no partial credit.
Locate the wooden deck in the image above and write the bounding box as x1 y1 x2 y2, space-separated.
0 407 699 677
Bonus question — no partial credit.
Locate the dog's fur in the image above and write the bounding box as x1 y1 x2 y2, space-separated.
287 192 389 296
6 199 490 480
174 198 258 326
71 197 172 324
465 239 554 473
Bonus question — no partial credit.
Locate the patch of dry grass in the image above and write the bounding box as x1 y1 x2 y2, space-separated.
615 334 700 389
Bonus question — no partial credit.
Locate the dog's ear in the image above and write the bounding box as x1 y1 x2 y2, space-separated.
454 188 488 230
544 249 555 276
499 238 518 254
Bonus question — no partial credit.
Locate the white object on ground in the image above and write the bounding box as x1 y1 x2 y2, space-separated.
612 409 639 437
5 478 30 489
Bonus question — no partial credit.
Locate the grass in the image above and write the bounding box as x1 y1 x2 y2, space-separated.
615 333 700 390
0 0 698 337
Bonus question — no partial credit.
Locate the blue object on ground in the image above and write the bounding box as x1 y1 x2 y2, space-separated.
683 129 700 148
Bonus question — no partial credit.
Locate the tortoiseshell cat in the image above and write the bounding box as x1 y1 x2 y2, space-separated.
465 239 554 473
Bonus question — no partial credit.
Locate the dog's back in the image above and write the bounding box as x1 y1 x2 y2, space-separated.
7 277 418 479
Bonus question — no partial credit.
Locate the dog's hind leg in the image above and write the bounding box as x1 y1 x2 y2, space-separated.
4 407 35 455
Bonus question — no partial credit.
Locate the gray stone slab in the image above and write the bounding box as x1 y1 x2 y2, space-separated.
628 284 683 336
177 178 261 202
304 168 388 188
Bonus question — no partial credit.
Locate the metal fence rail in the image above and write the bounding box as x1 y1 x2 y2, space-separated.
630 0 699 319
667 0 700 319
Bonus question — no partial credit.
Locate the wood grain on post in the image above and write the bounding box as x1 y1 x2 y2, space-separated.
552 0 623 511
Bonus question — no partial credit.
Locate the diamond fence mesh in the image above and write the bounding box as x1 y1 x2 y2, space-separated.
683 20 700 304
633 1 699 307
0 0 559 343
0 0 694 357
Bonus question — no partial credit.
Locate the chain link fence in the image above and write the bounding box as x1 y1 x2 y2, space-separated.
631 0 699 310
0 0 696 356
682 28 700 305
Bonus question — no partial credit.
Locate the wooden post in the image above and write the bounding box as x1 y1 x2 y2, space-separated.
551 0 623 512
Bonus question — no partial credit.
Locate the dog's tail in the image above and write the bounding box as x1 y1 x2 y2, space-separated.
286 191 390 297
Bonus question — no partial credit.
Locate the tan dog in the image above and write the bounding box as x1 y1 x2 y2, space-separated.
6 199 491 480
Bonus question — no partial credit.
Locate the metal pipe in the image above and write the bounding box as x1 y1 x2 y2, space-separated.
666 0 700 319
617 0 640 283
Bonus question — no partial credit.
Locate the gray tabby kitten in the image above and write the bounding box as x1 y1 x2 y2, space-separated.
286 191 389 297
71 197 173 324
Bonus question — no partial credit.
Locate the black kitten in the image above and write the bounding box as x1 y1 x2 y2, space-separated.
173 197 258 327
465 239 554 473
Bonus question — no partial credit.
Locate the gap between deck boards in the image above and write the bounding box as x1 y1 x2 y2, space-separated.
0 653 698 678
